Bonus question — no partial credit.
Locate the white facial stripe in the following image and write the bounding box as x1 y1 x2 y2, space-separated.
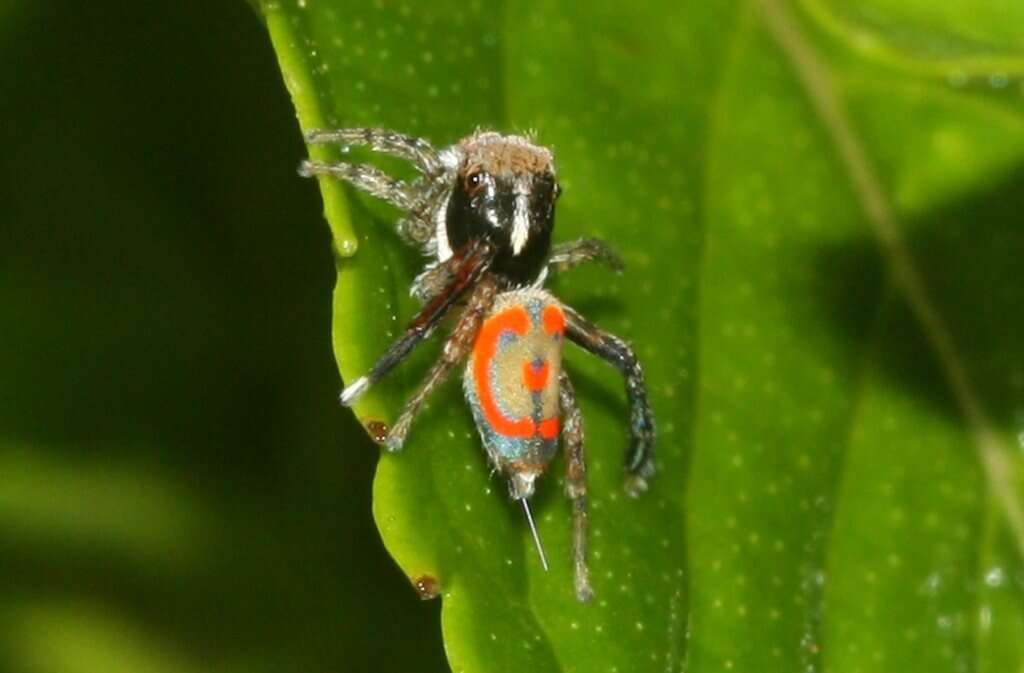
511 193 530 255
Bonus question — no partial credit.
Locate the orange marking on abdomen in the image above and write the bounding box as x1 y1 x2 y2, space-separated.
538 417 559 440
542 304 565 335
522 360 550 392
473 306 535 438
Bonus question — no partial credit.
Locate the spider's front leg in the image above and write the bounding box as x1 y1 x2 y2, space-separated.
562 305 655 496
300 128 451 246
383 275 498 452
299 158 414 211
304 127 442 174
560 372 594 602
339 240 494 407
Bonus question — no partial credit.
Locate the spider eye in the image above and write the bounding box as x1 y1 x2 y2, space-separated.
464 170 490 196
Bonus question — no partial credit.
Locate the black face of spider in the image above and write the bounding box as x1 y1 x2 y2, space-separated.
446 166 559 286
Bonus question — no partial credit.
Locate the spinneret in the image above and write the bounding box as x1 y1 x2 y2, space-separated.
300 127 655 602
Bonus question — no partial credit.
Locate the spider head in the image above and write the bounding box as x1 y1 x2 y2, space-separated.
445 132 560 285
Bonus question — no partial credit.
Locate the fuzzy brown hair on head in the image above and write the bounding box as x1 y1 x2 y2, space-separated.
458 131 555 177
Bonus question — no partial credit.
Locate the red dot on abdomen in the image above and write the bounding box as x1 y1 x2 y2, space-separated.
522 359 550 392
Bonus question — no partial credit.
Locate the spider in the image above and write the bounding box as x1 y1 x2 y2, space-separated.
300 127 655 602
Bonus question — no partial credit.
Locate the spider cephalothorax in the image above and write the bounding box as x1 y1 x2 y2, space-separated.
443 132 558 285
300 128 655 602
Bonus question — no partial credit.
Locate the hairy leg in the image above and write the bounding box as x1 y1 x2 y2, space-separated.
384 275 498 451
304 127 442 175
339 240 495 406
400 179 452 248
299 159 413 211
411 260 455 303
548 238 624 275
562 305 655 496
560 372 594 602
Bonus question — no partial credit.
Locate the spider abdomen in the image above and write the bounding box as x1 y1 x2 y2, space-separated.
464 289 565 499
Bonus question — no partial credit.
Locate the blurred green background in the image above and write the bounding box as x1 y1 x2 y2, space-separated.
1 2 446 671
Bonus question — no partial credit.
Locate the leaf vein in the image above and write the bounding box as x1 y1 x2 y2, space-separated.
756 0 1024 563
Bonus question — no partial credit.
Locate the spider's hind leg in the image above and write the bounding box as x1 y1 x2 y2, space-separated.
562 305 655 496
560 372 594 602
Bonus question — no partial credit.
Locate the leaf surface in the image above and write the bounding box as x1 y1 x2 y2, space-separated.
259 1 1024 671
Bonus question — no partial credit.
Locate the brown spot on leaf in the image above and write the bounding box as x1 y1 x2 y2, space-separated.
412 575 441 600
364 420 389 445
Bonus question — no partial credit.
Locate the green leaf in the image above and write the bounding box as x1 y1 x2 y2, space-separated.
258 1 1024 672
